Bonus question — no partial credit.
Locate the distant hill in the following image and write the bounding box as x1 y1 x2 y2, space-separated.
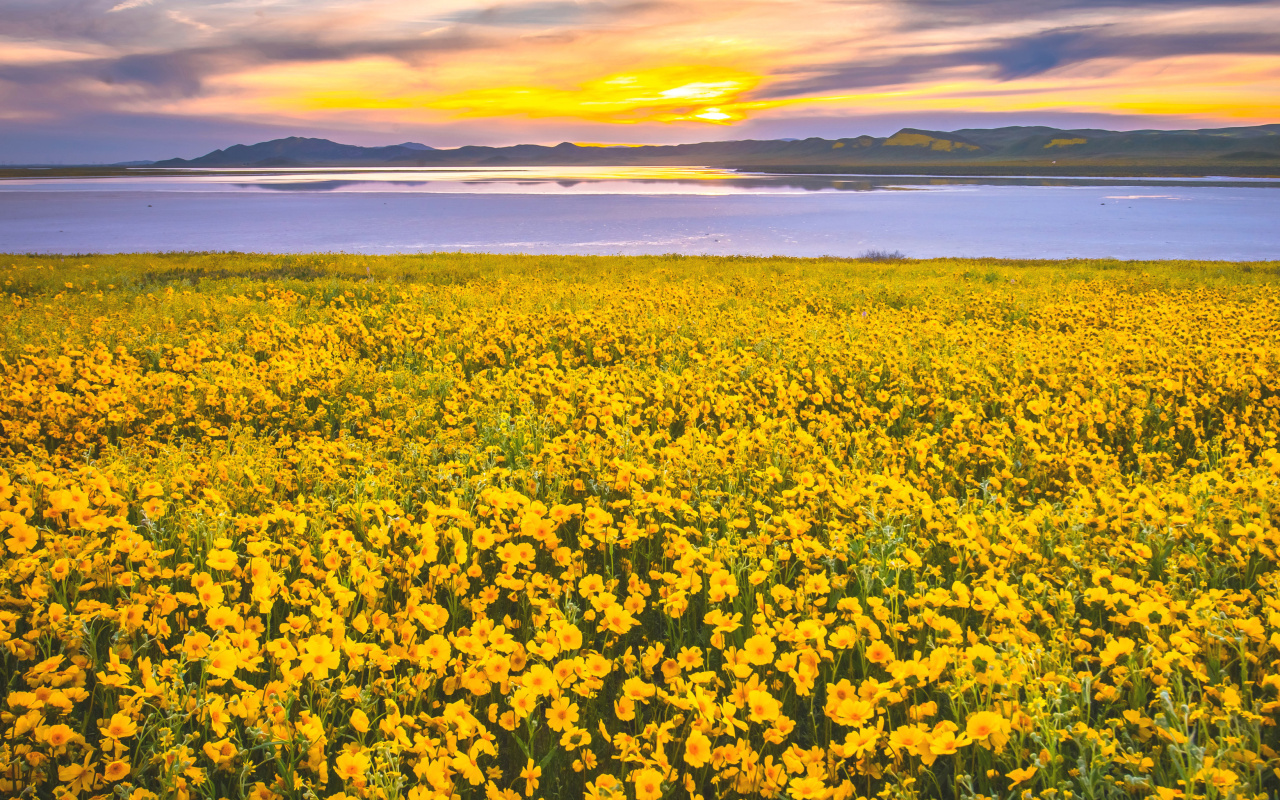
150 124 1280 174
153 137 432 168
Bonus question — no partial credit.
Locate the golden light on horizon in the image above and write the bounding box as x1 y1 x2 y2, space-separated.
241 50 1280 136
300 66 764 125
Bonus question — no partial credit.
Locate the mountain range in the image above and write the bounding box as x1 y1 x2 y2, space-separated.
150 124 1280 173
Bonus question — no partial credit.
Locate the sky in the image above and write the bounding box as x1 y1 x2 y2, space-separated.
1 0 1278 163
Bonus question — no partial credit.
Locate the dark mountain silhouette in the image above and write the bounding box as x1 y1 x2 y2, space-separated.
150 124 1280 173
154 137 429 167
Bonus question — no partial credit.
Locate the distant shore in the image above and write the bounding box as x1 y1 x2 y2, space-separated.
2 160 1279 181
733 161 1280 178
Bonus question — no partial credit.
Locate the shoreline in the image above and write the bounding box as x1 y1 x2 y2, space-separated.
3 160 1279 181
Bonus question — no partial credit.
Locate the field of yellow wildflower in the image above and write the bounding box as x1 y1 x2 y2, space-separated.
2 252 1279 800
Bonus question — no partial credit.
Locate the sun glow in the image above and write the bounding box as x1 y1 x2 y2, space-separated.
302 66 763 125
426 66 762 124
181 49 1280 134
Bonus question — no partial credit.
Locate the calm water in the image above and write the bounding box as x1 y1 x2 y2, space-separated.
1 167 1277 259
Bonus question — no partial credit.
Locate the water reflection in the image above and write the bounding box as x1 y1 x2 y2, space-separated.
3 166 1277 195
224 172 1277 194
243 171 1280 194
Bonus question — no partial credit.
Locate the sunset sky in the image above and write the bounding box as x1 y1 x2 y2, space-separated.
2 0 1278 162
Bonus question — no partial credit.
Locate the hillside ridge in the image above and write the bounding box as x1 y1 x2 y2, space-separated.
146 123 1280 170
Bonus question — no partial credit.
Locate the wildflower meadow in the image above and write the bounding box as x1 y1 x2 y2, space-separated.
2 253 1279 800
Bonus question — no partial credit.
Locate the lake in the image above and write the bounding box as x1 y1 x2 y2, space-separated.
1 166 1277 259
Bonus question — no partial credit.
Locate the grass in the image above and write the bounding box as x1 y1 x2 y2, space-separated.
5 251 1280 294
